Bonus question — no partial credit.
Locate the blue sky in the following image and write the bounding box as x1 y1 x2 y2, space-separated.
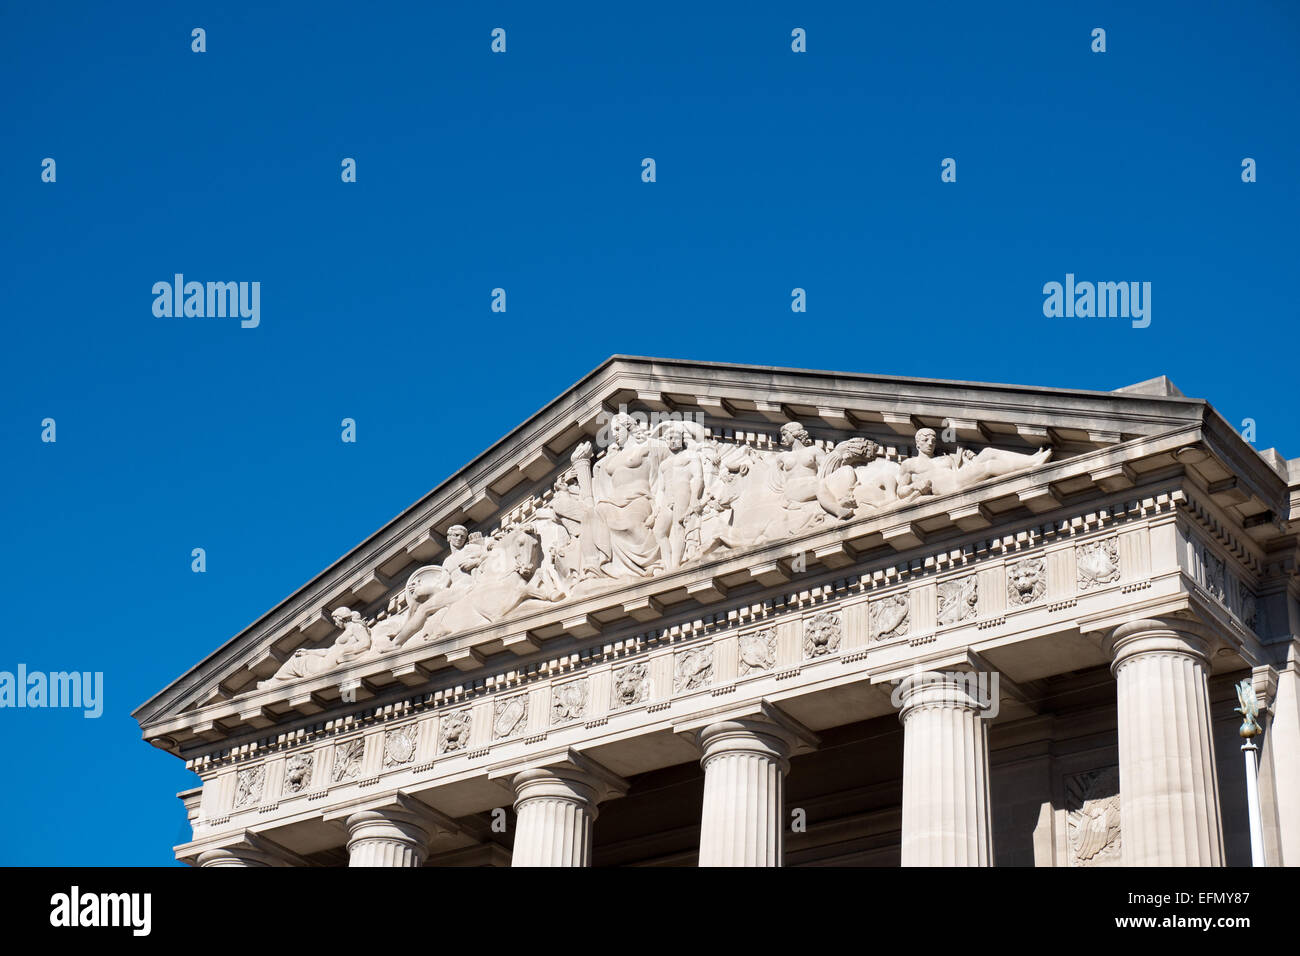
1 1 1296 864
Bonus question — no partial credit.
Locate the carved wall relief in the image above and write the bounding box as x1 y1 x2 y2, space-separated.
937 575 979 626
674 646 713 692
234 765 266 809
551 679 589 723
284 753 314 794
1202 545 1226 603
1006 556 1046 607
803 611 841 659
1076 537 1120 591
1239 582 1259 631
331 739 365 783
383 725 418 767
738 627 777 675
439 710 472 754
870 594 909 641
253 421 1053 693
1065 767 1122 867
492 695 529 740
612 662 650 709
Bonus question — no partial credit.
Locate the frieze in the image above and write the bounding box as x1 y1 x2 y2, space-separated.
738 627 778 675
331 739 365 783
185 489 1184 775
252 421 1052 693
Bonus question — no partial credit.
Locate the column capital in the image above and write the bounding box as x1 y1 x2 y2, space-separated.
894 669 993 723
676 700 820 771
490 748 629 808
190 831 308 867
326 794 452 867
1105 616 1216 673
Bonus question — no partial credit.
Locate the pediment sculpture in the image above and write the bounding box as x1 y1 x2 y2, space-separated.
258 417 1050 690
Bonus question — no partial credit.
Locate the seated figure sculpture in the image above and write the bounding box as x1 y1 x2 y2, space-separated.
389 524 484 647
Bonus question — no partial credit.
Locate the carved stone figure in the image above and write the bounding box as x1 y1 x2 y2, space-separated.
1006 556 1046 607
1239 584 1259 631
1076 538 1120 591
569 414 668 582
871 594 909 641
284 753 314 794
674 646 713 692
803 612 841 658
612 662 650 708
439 710 472 753
938 575 979 626
1203 546 1226 603
493 694 529 740
234 765 265 809
896 428 1051 502
820 437 901 513
389 525 486 647
551 679 588 722
258 607 373 689
738 628 777 675
332 739 365 782
383 726 418 767
1065 767 1122 866
700 423 850 555
650 422 708 572
414 527 563 644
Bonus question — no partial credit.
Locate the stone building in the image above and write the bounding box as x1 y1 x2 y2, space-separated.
134 357 1300 866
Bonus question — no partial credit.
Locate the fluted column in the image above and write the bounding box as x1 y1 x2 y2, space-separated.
695 707 818 867
499 752 628 867
343 808 433 866
897 671 993 866
1106 618 1224 866
196 846 273 867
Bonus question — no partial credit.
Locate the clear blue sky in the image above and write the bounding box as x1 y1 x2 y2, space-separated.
1 1 1296 865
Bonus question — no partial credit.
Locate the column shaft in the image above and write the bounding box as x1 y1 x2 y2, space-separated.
696 718 803 867
898 673 993 866
1109 619 1224 866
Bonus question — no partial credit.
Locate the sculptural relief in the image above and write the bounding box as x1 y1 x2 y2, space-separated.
937 575 979 626
896 428 1051 502
1076 538 1120 591
234 765 266 809
439 710 472 754
871 594 909 641
1239 583 1258 631
284 753 314 794
258 607 374 690
551 679 588 723
251 418 1054 694
674 646 713 692
332 739 365 783
612 662 650 708
383 726 418 767
1202 546 1226 603
493 694 529 740
1006 556 1046 607
1065 767 1122 866
738 628 777 675
803 611 842 659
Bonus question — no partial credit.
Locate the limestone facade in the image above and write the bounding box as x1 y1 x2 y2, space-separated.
134 358 1300 866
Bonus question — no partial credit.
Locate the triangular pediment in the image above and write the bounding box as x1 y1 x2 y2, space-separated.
134 356 1296 753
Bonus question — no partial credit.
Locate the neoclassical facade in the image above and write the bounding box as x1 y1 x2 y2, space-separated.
134 357 1300 866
